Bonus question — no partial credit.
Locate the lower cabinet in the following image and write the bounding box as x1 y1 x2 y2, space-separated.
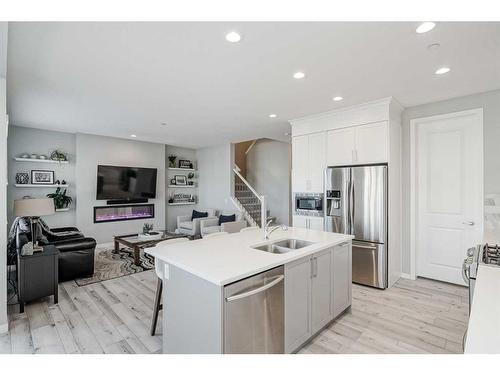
292 215 324 231
284 242 352 353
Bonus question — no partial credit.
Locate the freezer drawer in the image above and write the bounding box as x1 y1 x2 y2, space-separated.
352 240 387 289
223 266 284 353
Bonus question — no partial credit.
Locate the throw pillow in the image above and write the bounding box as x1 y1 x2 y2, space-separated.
192 210 208 221
219 214 236 226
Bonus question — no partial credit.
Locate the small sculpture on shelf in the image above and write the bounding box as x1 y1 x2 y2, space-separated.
46 187 73 210
187 172 195 186
168 155 177 168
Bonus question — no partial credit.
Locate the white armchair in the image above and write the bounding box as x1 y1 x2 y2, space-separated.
200 211 247 237
177 209 217 238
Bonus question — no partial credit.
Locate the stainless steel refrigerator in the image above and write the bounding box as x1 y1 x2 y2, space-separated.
325 165 387 289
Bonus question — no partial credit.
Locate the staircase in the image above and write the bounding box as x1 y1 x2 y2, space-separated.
231 165 271 228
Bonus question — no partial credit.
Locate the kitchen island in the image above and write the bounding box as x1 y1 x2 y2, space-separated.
145 227 353 354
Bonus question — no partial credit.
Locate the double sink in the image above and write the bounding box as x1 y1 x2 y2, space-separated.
251 239 316 254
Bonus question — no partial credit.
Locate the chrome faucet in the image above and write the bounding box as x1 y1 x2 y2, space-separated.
264 219 288 240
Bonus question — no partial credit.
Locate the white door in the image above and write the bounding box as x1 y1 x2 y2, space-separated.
292 135 309 192
308 132 327 192
355 121 388 164
326 127 355 166
414 109 483 285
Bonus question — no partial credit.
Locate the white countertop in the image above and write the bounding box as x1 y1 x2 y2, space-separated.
145 228 353 286
465 264 500 353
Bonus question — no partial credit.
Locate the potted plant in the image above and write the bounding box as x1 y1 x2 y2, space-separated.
168 155 177 168
50 150 68 162
46 187 73 209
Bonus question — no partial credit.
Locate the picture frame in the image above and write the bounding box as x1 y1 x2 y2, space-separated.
31 170 55 185
174 175 187 185
178 159 192 169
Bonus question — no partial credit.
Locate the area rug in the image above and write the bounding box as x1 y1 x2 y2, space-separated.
74 247 155 286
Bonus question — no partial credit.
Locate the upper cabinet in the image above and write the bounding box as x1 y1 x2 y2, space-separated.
327 121 388 166
292 132 326 193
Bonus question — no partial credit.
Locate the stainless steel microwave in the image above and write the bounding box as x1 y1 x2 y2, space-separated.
295 194 323 213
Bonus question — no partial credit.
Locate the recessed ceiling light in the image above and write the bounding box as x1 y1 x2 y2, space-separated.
130 134 137 138
416 22 436 34
435 67 451 75
293 71 305 79
333 96 343 102
427 43 440 51
269 114 277 118
225 31 241 43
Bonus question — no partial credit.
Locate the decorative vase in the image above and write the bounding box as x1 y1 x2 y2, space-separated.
16 173 30 184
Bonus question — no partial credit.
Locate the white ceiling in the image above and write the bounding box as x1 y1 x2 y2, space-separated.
6 22 500 148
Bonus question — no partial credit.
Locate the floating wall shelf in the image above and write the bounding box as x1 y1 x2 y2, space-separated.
14 157 69 164
168 202 196 206
15 184 69 188
168 185 196 189
55 208 71 212
167 167 196 172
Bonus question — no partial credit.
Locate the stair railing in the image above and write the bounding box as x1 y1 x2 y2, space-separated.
232 164 266 229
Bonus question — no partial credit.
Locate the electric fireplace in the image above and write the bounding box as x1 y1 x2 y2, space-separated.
94 204 154 223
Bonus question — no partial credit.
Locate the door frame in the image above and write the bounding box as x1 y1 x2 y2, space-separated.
409 108 484 280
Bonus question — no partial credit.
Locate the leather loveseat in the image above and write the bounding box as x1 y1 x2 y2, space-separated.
17 226 96 281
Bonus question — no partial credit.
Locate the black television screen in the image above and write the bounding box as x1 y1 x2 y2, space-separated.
96 165 157 200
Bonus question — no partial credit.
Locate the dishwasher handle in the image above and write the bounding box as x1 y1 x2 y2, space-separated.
225 275 284 302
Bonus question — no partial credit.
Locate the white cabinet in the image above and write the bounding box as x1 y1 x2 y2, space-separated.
326 121 388 166
285 243 351 353
292 215 324 231
284 256 312 353
332 242 352 318
311 249 333 332
292 132 326 193
355 121 388 164
327 127 356 166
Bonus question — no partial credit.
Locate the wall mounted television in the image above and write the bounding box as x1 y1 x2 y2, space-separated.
96 165 158 200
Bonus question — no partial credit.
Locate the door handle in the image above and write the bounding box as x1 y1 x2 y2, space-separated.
225 275 284 302
463 221 475 226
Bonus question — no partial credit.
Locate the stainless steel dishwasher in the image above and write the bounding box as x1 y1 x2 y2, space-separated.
223 266 284 354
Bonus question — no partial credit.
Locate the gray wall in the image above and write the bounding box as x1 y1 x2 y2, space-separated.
7 126 76 228
196 144 235 212
75 133 166 243
165 145 198 231
0 22 8 332
246 139 291 225
401 89 500 274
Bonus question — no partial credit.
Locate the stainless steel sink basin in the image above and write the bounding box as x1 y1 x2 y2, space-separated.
251 239 316 254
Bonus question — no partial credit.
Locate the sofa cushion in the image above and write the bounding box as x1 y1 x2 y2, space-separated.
203 226 221 235
219 214 236 226
180 221 193 230
191 210 208 221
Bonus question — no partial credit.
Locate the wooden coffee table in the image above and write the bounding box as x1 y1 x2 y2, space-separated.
113 231 189 266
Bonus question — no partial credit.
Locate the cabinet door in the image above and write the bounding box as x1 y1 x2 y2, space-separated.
327 127 355 166
292 135 309 192
285 256 312 353
308 216 324 231
292 215 309 229
311 248 333 333
308 132 327 192
355 121 388 164
332 242 352 318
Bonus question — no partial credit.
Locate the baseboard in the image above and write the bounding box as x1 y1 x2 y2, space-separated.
400 272 415 280
0 323 8 334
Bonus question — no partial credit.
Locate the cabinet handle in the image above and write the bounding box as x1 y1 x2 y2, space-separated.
311 257 318 278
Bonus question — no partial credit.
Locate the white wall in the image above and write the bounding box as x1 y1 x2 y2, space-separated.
0 22 8 333
246 139 291 225
196 144 234 212
75 134 165 243
401 89 500 274
7 126 76 228
165 145 197 231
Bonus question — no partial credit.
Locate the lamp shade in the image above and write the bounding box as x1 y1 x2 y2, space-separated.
14 198 55 217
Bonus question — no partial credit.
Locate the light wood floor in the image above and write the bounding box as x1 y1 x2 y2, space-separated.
0 272 468 354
